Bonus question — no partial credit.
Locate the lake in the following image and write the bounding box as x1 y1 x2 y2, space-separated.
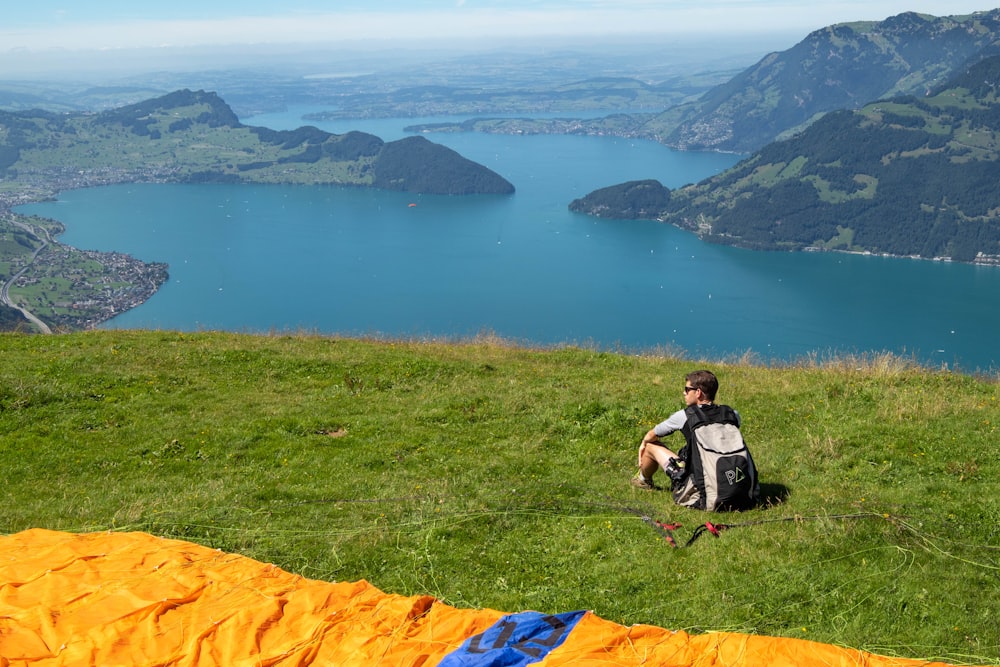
18 108 1000 371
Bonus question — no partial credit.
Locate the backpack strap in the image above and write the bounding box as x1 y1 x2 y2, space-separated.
683 404 708 430
685 404 738 429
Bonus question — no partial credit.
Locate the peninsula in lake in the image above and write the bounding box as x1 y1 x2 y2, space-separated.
0 89 514 197
0 90 513 332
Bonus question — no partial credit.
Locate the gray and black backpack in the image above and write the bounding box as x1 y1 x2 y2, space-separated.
671 404 759 511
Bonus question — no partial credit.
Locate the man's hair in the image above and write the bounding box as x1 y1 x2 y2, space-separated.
686 370 719 400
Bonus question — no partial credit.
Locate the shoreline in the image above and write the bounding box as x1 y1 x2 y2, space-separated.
2 185 170 333
801 245 1000 268
4 173 998 340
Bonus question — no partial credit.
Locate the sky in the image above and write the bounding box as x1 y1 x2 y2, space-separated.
1 1 995 52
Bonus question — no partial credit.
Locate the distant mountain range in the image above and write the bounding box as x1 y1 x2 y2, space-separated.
410 10 1000 156
0 89 514 198
648 9 1000 153
571 10 1000 265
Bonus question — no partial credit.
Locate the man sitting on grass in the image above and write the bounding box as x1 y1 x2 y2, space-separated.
632 369 758 511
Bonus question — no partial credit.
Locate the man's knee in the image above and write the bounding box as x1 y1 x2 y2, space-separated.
642 442 674 466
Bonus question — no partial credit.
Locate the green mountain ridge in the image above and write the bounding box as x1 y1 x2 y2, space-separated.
0 89 514 196
571 53 1000 265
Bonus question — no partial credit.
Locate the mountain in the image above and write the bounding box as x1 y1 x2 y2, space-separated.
571 55 1000 264
0 89 514 197
646 10 1000 153
412 10 1000 156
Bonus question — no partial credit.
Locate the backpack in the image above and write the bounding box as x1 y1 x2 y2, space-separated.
671 404 759 511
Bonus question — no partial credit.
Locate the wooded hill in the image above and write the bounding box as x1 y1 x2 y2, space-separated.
571 54 1000 264
0 89 514 196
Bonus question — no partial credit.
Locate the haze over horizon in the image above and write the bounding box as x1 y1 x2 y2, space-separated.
1 1 995 78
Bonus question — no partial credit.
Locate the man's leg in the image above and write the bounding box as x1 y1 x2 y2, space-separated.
634 441 678 488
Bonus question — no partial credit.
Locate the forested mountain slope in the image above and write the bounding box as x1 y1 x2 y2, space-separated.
572 55 1000 264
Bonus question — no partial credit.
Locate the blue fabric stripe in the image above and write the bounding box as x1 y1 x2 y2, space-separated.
437 609 586 667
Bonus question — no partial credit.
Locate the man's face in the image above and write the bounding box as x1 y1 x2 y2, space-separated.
683 383 700 406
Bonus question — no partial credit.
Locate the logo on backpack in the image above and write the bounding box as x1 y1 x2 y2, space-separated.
671 404 759 511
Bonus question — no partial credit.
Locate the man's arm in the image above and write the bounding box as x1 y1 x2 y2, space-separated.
649 409 687 441
638 409 687 465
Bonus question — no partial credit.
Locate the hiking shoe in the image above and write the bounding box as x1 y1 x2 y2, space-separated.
631 473 656 490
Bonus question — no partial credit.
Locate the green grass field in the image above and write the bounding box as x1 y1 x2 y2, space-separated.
1 330 997 664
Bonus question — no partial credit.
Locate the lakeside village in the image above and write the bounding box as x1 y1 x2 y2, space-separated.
800 244 1000 267
0 165 174 332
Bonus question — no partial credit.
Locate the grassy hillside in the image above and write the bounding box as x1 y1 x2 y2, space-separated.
1 330 998 663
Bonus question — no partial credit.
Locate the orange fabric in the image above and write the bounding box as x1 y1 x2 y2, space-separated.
0 529 974 666
0 529 502 666
537 612 953 666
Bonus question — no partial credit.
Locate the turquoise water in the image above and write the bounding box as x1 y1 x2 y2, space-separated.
17 109 1000 371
